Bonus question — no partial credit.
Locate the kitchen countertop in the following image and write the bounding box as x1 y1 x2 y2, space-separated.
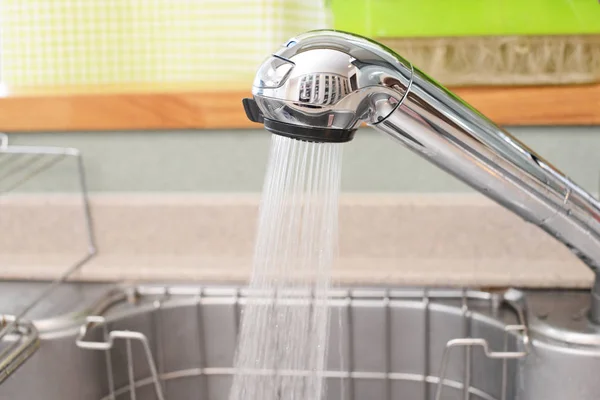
0 193 595 290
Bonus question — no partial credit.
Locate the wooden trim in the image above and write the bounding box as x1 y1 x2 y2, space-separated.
455 84 600 126
0 84 598 132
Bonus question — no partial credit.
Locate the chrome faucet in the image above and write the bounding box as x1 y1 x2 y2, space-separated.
242 30 600 323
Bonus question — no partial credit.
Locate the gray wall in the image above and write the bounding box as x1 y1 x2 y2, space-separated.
5 126 600 194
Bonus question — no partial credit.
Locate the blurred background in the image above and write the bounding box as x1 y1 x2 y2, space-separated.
1 4 600 399
0 0 599 285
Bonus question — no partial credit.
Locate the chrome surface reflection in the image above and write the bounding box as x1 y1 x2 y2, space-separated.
248 30 600 323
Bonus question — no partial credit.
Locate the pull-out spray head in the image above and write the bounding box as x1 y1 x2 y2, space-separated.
243 30 600 324
243 30 412 142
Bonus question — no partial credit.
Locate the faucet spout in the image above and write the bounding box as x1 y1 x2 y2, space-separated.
374 63 600 322
244 30 600 323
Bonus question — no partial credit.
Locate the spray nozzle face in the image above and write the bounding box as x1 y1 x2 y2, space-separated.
242 97 356 143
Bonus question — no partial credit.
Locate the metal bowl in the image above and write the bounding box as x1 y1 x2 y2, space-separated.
0 285 527 400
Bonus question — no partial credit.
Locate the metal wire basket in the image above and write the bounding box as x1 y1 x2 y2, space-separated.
0 133 97 383
0 315 39 384
75 285 529 400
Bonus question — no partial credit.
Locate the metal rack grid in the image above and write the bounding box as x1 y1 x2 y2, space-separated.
0 133 97 382
0 315 39 385
76 286 530 400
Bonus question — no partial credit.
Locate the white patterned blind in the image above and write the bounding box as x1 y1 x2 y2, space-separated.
0 0 331 89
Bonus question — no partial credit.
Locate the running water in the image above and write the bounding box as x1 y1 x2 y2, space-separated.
228 134 343 400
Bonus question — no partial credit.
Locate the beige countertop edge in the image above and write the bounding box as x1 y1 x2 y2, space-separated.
1 193 596 288
0 255 592 289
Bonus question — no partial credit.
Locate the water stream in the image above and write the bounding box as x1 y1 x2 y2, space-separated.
228 135 343 400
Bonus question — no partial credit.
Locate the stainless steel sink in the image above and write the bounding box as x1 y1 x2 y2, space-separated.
0 283 599 400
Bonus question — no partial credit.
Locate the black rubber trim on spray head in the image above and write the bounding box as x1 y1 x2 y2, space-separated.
242 98 264 124
242 98 356 143
263 118 356 143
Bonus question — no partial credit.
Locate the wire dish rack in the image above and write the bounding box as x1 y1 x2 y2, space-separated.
0 133 97 383
75 285 529 400
0 316 39 384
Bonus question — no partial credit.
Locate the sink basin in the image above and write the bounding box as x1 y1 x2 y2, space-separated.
0 283 599 400
0 284 525 400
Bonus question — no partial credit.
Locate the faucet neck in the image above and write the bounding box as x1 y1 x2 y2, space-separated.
373 67 600 323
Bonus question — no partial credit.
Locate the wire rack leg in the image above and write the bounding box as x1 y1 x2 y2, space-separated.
423 289 430 400
103 325 116 400
501 330 508 400
345 294 355 400
196 290 209 400
434 341 458 400
126 339 136 400
462 290 472 400
434 335 527 400
384 292 391 400
76 318 166 400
